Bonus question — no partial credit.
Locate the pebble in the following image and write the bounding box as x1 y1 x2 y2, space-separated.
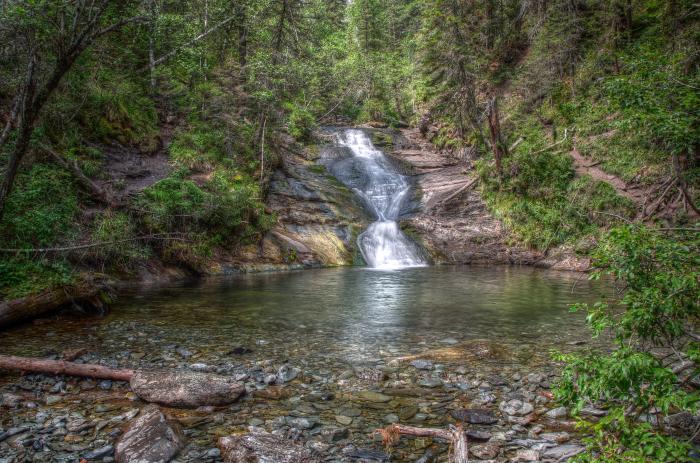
410 360 433 370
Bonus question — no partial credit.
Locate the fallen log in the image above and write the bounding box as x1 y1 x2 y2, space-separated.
0 355 245 408
0 282 107 329
0 355 133 381
377 423 469 463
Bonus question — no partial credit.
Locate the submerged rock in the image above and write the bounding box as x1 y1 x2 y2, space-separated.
357 391 392 403
115 405 185 463
130 370 245 407
450 408 498 425
218 431 321 462
409 360 433 370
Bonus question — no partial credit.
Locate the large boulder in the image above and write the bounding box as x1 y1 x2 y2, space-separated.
130 370 245 407
115 405 185 463
218 431 321 463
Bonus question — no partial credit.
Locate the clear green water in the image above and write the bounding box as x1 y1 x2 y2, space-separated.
0 266 609 367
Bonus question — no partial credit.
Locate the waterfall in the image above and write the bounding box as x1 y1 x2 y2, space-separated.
336 129 426 269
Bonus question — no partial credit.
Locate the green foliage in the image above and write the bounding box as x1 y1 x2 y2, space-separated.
284 102 316 141
555 225 700 462
89 211 149 269
0 164 78 248
0 257 74 300
169 125 228 171
571 408 693 463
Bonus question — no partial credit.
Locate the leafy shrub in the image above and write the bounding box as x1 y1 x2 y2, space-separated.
284 102 316 141
169 125 228 171
0 257 74 299
0 164 78 248
89 211 149 269
555 225 700 462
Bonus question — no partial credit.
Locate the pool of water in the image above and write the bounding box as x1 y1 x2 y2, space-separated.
0 266 608 367
0 266 611 462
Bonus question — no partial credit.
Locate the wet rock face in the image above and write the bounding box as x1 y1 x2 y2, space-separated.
218 431 321 463
130 370 245 407
234 142 370 269
115 405 185 463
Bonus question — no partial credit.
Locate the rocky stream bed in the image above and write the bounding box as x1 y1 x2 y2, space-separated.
0 266 610 463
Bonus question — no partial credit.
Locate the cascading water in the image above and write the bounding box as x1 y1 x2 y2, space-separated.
334 129 426 269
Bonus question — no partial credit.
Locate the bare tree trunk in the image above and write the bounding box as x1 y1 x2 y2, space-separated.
487 96 505 179
0 355 134 381
0 12 145 222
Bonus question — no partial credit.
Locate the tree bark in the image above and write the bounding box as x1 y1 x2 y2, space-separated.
0 355 134 381
377 424 469 463
0 283 106 328
487 96 505 178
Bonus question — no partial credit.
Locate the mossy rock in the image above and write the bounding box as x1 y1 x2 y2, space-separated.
370 131 394 147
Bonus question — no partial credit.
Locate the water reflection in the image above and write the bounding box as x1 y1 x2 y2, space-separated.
0 266 609 366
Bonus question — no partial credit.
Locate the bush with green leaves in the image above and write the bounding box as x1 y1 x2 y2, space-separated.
284 102 316 141
554 225 700 462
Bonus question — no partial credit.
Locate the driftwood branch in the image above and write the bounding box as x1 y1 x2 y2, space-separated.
377 424 469 463
0 355 245 408
0 355 134 381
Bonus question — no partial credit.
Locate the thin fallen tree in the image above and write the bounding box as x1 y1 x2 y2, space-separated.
0 355 245 408
377 423 469 463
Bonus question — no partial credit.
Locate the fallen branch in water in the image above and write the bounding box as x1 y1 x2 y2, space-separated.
377 424 469 463
0 354 245 408
0 355 133 381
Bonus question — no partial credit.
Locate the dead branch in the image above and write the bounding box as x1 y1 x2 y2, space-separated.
377 424 469 463
531 128 569 155
0 234 188 253
41 144 117 207
141 14 238 71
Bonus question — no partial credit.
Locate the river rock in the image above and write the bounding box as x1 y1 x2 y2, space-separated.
358 391 392 403
130 370 245 407
410 360 433 370
545 406 568 419
115 405 185 463
335 415 353 425
466 430 492 441
276 365 300 384
540 432 570 443
451 408 498 424
320 426 349 443
515 449 540 461
470 441 500 459
500 399 533 416
542 444 585 460
218 431 321 462
83 445 114 460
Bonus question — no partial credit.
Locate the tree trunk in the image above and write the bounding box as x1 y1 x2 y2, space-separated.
0 355 134 381
0 282 106 328
487 96 505 178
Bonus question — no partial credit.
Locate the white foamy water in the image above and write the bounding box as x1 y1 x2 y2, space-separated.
337 129 425 269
